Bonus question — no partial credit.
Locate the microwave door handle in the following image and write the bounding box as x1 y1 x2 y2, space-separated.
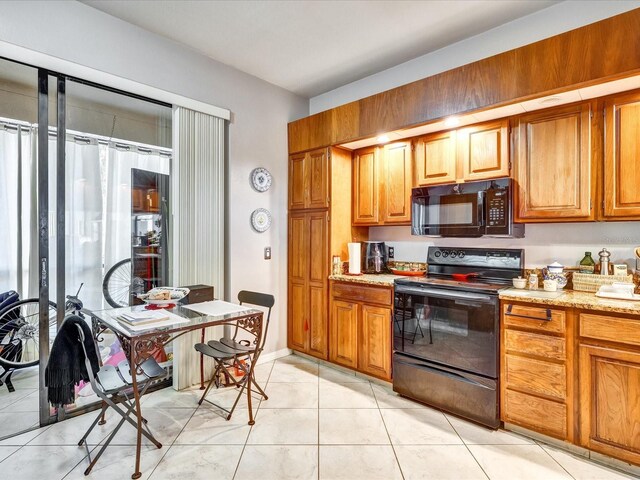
477 191 486 226
397 287 493 303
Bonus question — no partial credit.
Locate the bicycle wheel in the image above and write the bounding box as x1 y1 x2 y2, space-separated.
103 258 143 308
0 299 57 368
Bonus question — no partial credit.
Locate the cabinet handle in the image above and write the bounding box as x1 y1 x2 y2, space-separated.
505 304 552 322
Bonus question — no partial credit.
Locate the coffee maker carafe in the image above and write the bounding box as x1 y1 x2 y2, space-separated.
362 241 389 274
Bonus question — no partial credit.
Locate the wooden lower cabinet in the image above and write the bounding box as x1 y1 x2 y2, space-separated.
329 299 358 369
579 312 640 465
329 282 393 380
500 302 574 442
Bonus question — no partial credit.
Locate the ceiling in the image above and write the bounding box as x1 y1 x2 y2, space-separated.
80 0 558 98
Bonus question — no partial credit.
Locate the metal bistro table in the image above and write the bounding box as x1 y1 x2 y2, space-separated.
90 302 264 479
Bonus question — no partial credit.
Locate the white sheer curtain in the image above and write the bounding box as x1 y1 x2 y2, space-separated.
103 145 170 284
0 124 37 299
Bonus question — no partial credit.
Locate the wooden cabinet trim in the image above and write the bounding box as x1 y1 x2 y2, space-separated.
503 389 568 440
580 312 640 349
503 303 566 334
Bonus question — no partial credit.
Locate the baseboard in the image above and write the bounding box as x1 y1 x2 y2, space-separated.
257 348 292 364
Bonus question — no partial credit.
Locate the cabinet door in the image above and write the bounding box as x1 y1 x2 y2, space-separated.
352 146 379 225
459 119 509 181
358 305 392 380
579 344 640 465
415 130 457 186
514 103 593 221
381 141 412 224
307 148 329 209
330 299 358 368
604 91 640 218
288 212 308 351
308 211 329 359
289 153 307 210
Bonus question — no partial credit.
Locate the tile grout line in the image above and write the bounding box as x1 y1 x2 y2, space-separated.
373 384 406 480
536 441 579 480
232 358 274 480
443 415 491 480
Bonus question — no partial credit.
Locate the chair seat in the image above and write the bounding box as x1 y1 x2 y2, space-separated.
207 339 254 356
116 358 165 385
195 342 235 360
97 365 128 393
219 337 254 353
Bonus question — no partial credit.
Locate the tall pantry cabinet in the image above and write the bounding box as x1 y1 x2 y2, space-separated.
288 147 366 359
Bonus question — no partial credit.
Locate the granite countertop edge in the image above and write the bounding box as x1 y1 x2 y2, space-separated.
328 273 400 286
499 289 640 316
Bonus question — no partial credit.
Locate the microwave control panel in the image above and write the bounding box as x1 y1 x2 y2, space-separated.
487 190 506 227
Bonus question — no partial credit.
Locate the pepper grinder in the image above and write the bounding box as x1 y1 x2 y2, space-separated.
598 248 611 276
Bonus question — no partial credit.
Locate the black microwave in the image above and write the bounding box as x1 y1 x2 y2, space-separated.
411 178 524 238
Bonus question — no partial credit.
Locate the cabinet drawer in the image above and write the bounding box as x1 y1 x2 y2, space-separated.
580 313 640 347
503 303 566 334
505 354 566 400
505 329 566 361
331 282 392 306
503 389 567 439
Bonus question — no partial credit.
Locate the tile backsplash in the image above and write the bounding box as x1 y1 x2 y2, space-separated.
370 222 640 271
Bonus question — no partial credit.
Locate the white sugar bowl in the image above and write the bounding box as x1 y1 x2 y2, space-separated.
546 262 564 274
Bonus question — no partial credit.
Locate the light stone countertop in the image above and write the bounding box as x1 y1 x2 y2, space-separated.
328 273 401 287
499 288 640 316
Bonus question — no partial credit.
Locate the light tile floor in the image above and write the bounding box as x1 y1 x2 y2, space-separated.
0 353 636 480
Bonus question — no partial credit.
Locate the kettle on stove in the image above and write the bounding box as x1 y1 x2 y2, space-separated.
361 241 389 274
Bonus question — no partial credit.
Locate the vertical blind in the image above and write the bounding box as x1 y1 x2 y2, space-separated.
172 107 226 389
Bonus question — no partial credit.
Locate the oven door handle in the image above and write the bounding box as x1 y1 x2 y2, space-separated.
396 287 494 303
395 358 493 390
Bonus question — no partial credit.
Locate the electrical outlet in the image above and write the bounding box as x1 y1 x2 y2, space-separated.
264 247 271 260
388 246 395 259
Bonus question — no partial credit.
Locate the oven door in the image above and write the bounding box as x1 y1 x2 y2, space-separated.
394 286 499 377
411 191 485 237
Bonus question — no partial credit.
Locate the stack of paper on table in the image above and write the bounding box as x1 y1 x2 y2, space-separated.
118 310 169 326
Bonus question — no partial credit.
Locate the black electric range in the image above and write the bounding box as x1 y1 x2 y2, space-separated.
392 246 524 428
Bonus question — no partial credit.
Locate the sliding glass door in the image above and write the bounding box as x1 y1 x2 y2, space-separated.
0 56 172 439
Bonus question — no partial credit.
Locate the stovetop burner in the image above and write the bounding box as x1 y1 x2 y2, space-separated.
394 246 524 293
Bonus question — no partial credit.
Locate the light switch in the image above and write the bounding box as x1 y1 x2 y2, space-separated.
264 247 272 260
388 247 395 259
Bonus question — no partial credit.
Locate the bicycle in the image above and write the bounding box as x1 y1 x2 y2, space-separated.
102 258 145 309
0 284 87 392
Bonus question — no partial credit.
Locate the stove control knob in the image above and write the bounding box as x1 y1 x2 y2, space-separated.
459 251 465 259
450 251 458 258
442 251 449 258
434 251 441 258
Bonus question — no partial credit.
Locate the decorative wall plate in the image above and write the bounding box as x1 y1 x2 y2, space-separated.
250 208 272 232
250 167 272 192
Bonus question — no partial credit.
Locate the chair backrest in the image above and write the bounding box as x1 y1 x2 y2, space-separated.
237 290 274 352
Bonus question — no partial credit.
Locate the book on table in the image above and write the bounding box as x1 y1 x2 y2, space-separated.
118 310 170 326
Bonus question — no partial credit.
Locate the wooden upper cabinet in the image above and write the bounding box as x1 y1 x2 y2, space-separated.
459 119 509 181
514 102 593 222
604 91 640 219
380 141 412 224
415 130 457 186
352 146 379 224
289 153 307 210
288 148 329 210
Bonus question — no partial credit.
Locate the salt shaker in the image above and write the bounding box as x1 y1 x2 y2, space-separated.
598 248 611 276
528 272 539 290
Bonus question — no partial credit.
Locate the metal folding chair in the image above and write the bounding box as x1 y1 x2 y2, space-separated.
194 291 274 425
73 319 166 475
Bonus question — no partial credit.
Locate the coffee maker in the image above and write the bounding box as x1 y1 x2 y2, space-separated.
361 241 389 274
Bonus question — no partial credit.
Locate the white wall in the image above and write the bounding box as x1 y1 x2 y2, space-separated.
0 0 308 357
371 223 640 271
310 0 640 114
